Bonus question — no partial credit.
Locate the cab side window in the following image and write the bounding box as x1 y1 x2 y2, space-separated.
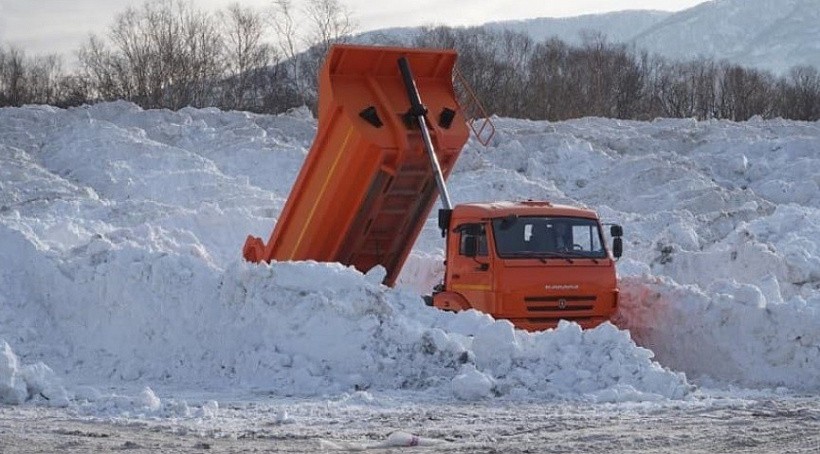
459 224 488 256
571 224 603 252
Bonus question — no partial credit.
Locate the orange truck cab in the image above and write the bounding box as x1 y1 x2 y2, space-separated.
244 44 623 332
432 201 622 331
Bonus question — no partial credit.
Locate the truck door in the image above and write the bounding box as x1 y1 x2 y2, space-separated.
448 223 493 312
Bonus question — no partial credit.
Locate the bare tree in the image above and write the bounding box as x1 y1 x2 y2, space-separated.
220 3 275 110
176 1 224 108
79 0 224 109
0 46 27 106
55 75 91 107
78 35 126 101
610 47 646 119
303 0 355 56
268 0 356 110
270 0 299 61
414 27 532 118
778 66 820 121
490 30 533 116
26 55 63 105
268 0 304 106
717 64 775 120
0 45 74 107
300 0 356 109
109 6 152 103
526 38 570 120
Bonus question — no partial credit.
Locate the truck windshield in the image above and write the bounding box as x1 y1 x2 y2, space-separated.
491 216 607 259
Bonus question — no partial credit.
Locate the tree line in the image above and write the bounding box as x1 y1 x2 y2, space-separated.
413 27 820 122
0 0 353 112
1 0 819 121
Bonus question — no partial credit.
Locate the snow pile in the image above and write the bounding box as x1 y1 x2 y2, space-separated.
1 102 819 408
71 385 220 419
0 341 29 405
0 340 69 406
217 263 688 401
618 277 820 391
425 116 820 390
0 241 689 402
0 103 688 405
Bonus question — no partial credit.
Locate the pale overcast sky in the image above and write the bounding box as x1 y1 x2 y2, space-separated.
0 0 709 60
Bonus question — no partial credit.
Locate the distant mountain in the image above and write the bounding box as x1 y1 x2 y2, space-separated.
484 10 671 46
356 0 819 75
354 11 672 50
630 0 820 74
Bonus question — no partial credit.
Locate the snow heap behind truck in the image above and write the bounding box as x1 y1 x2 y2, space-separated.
243 44 623 331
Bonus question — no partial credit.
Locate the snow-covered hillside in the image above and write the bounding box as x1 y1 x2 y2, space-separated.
367 0 820 75
355 11 672 52
0 103 818 416
631 0 820 74
485 10 671 45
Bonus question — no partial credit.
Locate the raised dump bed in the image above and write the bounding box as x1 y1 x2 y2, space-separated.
243 45 470 286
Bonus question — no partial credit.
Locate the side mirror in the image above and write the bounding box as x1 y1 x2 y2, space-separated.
613 237 623 259
610 224 623 237
463 236 479 257
439 209 453 238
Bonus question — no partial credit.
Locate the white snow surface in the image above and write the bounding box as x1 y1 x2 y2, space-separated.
1 103 819 411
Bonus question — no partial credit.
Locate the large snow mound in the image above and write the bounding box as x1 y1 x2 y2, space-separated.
407 116 820 390
0 340 69 406
1 103 818 406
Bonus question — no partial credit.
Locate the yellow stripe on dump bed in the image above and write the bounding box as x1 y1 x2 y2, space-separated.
289 127 354 259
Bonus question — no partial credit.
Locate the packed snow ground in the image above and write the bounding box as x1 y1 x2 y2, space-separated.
0 103 818 420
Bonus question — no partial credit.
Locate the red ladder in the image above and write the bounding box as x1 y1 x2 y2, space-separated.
453 67 496 146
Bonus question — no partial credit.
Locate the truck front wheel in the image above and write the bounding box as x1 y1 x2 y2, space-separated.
432 291 472 312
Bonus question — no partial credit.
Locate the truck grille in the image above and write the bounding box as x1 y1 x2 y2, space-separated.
524 295 596 312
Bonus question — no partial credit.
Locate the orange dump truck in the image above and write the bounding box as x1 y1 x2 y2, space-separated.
244 44 623 331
